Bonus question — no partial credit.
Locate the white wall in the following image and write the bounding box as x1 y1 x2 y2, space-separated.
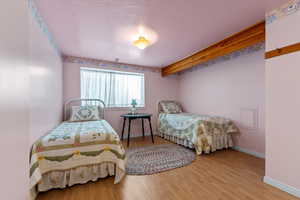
0 1 30 200
179 49 265 155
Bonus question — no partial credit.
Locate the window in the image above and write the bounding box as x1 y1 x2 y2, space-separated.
80 68 145 108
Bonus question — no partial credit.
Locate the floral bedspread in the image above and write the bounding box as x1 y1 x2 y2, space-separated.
158 113 238 154
30 120 126 199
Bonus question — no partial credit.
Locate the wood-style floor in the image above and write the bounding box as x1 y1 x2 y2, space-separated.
38 136 298 200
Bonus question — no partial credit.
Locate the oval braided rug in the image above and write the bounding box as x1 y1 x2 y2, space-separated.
126 144 196 175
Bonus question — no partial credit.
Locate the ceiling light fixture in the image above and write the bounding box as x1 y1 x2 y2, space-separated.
133 36 150 50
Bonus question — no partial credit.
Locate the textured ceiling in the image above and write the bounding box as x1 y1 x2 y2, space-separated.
34 0 288 67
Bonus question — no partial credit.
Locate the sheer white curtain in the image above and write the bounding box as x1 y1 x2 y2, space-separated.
80 68 145 107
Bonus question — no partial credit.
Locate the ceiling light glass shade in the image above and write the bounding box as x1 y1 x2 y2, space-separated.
133 36 150 49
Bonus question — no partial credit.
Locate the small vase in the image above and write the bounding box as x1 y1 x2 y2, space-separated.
131 107 136 114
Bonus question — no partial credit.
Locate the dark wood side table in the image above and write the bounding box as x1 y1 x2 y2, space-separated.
120 113 154 147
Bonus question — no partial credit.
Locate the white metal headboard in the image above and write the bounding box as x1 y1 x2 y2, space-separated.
64 98 106 121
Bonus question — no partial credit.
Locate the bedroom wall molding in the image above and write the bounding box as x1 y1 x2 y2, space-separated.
63 55 161 73
266 0 300 25
232 146 265 159
28 0 61 56
177 42 265 75
264 176 300 198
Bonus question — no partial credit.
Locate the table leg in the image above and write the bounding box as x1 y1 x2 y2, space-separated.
148 117 154 143
121 118 126 140
142 118 145 138
127 119 131 147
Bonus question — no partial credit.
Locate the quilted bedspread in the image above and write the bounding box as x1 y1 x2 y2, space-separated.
29 120 126 198
158 113 238 154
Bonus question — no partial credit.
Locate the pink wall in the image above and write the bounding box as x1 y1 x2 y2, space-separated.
29 6 63 144
266 9 300 52
0 1 63 199
178 49 265 155
0 1 29 200
265 4 300 191
63 62 178 137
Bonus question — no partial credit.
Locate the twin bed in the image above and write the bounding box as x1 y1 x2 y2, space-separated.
29 99 126 199
29 99 238 199
157 101 238 155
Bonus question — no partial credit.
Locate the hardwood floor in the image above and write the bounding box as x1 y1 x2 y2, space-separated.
38 136 298 200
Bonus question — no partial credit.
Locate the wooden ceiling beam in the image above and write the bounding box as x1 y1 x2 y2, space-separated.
162 21 265 76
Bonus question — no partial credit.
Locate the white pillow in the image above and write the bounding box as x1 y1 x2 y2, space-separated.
69 105 101 122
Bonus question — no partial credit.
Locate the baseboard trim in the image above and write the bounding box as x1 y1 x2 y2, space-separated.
232 146 265 159
264 176 300 198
